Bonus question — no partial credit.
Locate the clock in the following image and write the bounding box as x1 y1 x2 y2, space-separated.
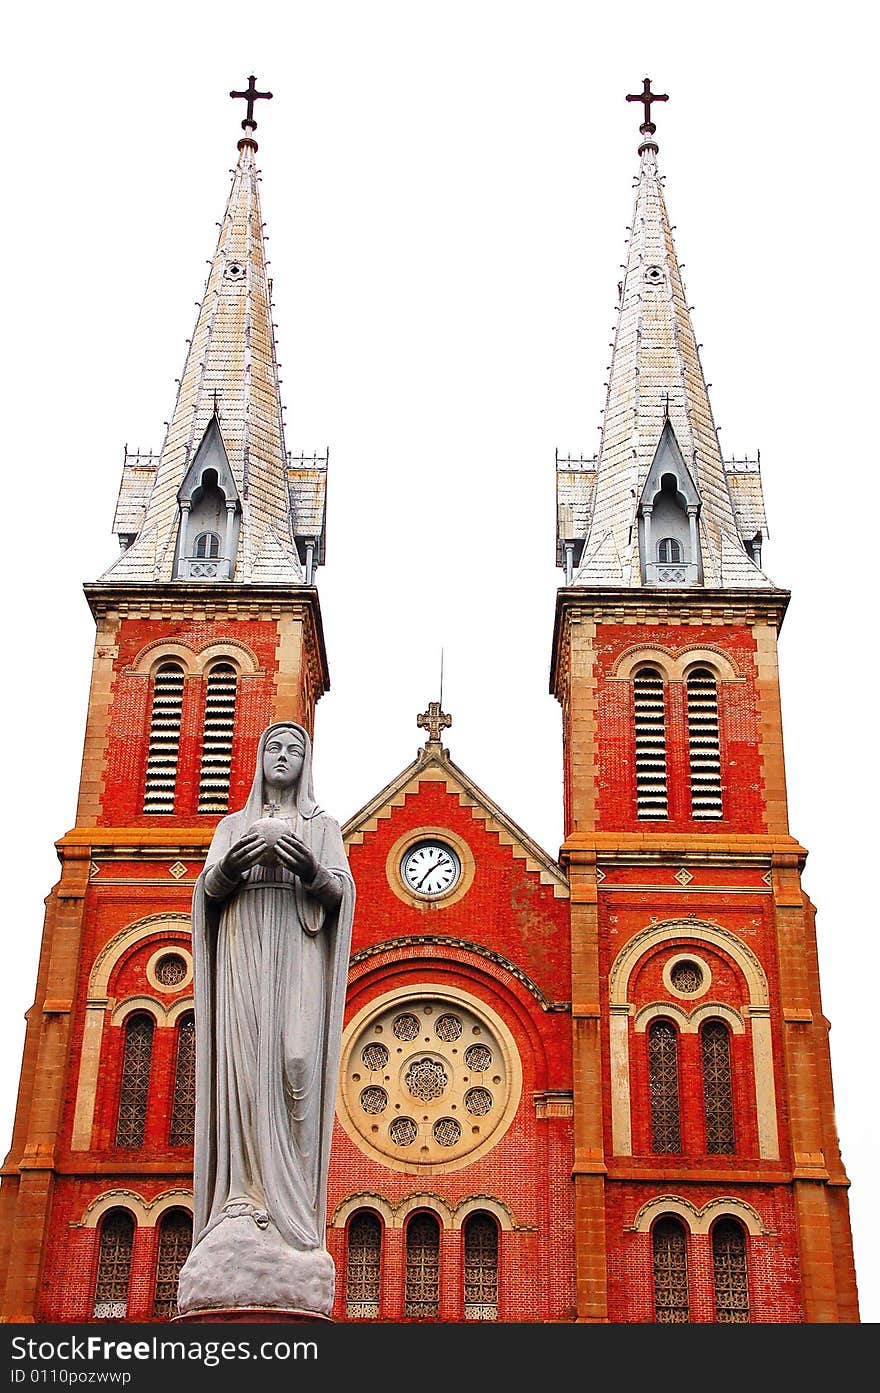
400 839 462 897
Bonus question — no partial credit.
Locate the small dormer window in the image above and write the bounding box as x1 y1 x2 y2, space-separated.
194 532 220 560
658 537 682 564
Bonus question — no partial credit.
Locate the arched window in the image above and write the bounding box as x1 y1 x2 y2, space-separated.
463 1213 499 1320
648 1019 681 1153
198 662 238 814
633 667 668 819
169 1013 195 1147
152 1210 193 1320
345 1211 382 1319
194 531 220 559
658 537 682 563
702 1019 735 1154
404 1212 440 1318
115 1013 154 1148
93 1210 135 1319
652 1216 690 1323
143 662 185 814
712 1219 750 1322
687 667 722 819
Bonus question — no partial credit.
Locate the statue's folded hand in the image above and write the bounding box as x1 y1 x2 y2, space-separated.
222 829 269 878
274 832 318 883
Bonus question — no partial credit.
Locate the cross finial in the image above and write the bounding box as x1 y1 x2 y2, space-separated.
417 700 452 746
230 75 273 133
626 76 668 136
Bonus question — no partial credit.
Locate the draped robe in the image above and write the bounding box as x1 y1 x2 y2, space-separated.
188 723 355 1254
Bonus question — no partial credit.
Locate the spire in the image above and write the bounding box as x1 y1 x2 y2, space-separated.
102 79 307 585
560 81 772 590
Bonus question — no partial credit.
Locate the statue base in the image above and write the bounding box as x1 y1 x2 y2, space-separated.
176 1213 335 1321
174 1308 332 1323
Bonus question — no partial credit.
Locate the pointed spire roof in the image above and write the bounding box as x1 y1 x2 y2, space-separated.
570 86 773 590
101 105 303 584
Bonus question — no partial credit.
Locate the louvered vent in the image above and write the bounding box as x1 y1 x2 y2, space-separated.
634 667 668 818
142 663 184 814
687 667 722 819
198 663 238 814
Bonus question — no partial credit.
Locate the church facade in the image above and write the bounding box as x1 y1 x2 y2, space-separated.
0 83 860 1324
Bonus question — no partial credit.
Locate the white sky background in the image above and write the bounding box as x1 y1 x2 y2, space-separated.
3 1 877 1323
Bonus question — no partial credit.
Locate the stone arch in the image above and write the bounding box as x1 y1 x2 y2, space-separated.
75 1188 193 1229
629 1194 768 1237
452 1196 515 1231
608 919 778 1160
71 915 191 1151
395 1194 454 1229
331 1194 395 1229
633 1001 745 1035
193 638 261 676
128 641 200 677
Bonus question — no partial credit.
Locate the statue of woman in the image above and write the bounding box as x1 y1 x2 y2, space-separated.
177 722 354 1318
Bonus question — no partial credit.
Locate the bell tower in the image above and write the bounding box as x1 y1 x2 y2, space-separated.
551 83 859 1322
0 81 331 1321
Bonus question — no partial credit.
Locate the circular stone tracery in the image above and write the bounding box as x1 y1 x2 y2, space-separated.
338 990 521 1171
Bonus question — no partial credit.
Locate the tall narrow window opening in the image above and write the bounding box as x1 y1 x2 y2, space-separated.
687 667 723 819
152 1210 192 1320
702 1019 735 1154
198 663 238 814
143 662 185 814
169 1013 196 1147
345 1212 382 1319
463 1213 499 1320
712 1219 750 1322
115 1013 154 1148
404 1213 440 1319
648 1019 682 1153
634 668 668 818
652 1217 690 1323
93 1210 135 1320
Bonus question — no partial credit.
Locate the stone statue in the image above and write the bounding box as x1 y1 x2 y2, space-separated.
176 721 355 1320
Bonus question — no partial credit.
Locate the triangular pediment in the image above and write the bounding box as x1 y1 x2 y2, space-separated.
342 747 568 897
177 414 239 506
638 420 701 513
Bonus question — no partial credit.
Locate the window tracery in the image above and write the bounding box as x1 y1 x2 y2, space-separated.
652 1217 690 1323
115 1014 154 1148
152 1210 192 1319
404 1213 440 1318
712 1219 750 1322
169 1013 196 1147
463 1213 498 1320
345 1212 382 1319
93 1210 135 1320
702 1019 735 1154
648 1019 681 1153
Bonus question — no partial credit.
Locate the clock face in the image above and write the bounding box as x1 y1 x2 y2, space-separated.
401 840 461 898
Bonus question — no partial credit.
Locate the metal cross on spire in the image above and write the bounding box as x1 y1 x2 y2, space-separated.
230 74 273 132
626 76 668 135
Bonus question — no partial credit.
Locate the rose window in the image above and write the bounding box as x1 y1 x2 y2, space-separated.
359 1087 388 1115
339 991 521 1171
361 1043 389 1072
404 1058 448 1101
389 1117 418 1147
465 1087 493 1116
465 1044 493 1072
433 1118 461 1147
435 1013 463 1042
392 1013 420 1041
